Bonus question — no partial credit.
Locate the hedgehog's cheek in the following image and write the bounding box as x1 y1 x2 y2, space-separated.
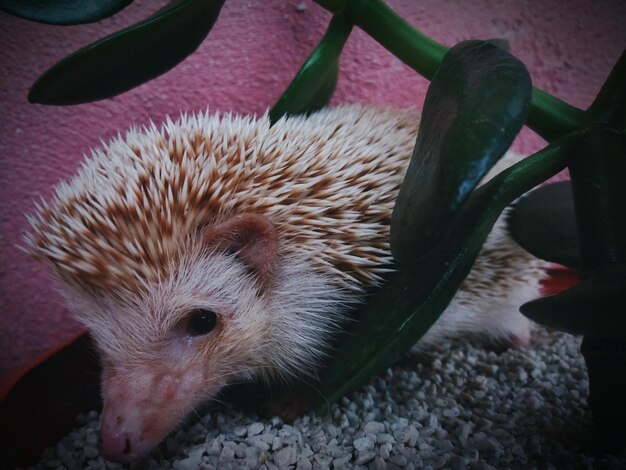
98 364 220 463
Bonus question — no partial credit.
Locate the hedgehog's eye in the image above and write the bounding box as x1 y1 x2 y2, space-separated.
186 309 217 336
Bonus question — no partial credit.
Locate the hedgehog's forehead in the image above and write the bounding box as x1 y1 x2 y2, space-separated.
65 242 254 324
62 246 260 361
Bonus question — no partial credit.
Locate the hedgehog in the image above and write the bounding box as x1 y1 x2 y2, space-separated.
24 104 545 462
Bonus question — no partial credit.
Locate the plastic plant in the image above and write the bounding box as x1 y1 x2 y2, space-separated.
1 0 624 451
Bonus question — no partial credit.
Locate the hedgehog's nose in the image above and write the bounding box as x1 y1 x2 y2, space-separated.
100 419 134 463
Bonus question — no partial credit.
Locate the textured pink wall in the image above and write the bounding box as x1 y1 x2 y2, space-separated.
1 0 625 381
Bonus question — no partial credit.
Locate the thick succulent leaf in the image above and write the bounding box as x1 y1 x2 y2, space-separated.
485 38 510 52
520 266 626 338
390 40 532 262
316 134 574 411
0 0 132 25
508 181 579 269
585 49 626 131
268 12 352 125
28 0 225 105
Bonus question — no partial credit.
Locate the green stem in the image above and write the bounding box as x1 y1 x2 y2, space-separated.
569 128 626 271
313 0 585 141
529 88 586 141
345 0 446 81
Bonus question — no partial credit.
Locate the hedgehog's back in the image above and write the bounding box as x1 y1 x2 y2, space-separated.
25 105 418 293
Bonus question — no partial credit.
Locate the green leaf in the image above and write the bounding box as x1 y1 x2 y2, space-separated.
485 38 510 52
316 134 574 411
28 0 225 105
268 12 352 125
390 40 532 263
508 181 579 269
585 49 626 131
520 265 626 338
0 0 133 25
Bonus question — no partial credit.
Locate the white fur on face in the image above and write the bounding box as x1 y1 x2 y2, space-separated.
60 236 350 387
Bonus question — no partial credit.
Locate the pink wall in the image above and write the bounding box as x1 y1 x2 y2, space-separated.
1 0 625 381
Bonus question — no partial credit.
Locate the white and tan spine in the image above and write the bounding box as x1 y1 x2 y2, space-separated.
24 105 418 295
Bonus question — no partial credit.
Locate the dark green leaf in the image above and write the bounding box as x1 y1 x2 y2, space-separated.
390 40 532 263
585 49 626 131
268 12 352 125
316 134 574 411
0 0 132 25
485 38 510 52
28 0 225 105
521 265 626 338
508 181 579 269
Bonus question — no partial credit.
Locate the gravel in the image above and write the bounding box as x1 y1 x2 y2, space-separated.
26 330 626 469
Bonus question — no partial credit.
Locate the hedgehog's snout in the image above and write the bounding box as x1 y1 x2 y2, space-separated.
98 361 214 463
99 422 133 463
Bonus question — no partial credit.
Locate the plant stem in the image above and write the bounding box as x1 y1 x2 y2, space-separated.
569 48 626 450
580 335 626 452
313 0 585 141
569 130 626 272
345 0 446 81
529 88 586 141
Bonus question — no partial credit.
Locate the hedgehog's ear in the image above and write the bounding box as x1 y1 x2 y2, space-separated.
202 214 278 289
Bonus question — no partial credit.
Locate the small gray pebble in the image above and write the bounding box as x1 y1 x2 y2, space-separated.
271 436 283 451
333 455 351 468
83 446 99 459
377 433 395 445
313 453 333 466
354 436 375 451
296 457 312 470
355 450 377 465
273 445 298 466
85 432 98 446
364 421 386 434
247 435 271 451
249 422 265 436
174 446 204 469
393 428 410 444
206 439 222 456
